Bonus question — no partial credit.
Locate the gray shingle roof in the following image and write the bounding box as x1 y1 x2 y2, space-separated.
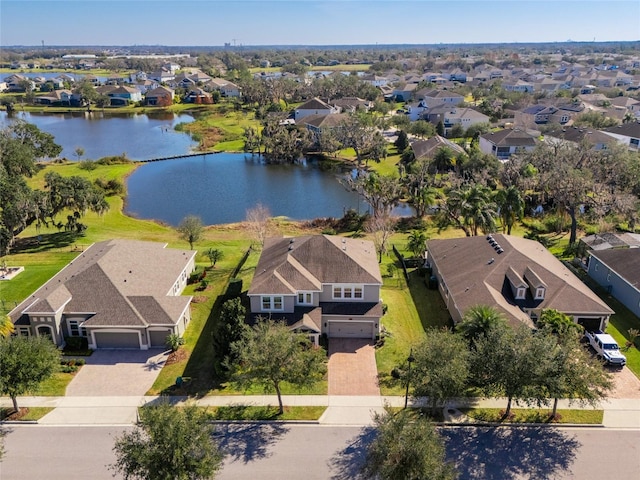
480 129 538 147
10 240 195 328
590 249 640 289
249 235 382 296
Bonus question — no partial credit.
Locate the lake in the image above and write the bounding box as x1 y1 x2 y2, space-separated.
1 111 413 225
125 153 383 225
0 111 197 160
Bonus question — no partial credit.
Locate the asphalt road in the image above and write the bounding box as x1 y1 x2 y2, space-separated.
1 424 639 479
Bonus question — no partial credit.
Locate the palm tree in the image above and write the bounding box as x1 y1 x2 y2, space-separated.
446 184 497 236
406 230 428 259
495 185 525 235
457 305 506 345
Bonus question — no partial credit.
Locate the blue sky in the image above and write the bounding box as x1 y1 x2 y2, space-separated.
1 0 638 46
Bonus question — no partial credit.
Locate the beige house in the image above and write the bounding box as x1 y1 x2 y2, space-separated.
248 235 383 343
9 239 196 350
427 234 614 332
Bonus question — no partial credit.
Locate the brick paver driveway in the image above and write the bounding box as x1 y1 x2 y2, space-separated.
65 349 169 396
328 338 380 395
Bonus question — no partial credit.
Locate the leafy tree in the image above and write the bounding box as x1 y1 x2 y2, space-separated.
539 332 612 417
410 329 470 413
336 112 382 164
243 126 260 154
409 120 435 139
111 402 223 480
344 171 401 219
205 248 224 267
537 309 583 339
362 409 458 480
470 325 554 417
436 120 445 136
406 229 428 259
212 297 247 372
177 215 204 250
402 158 438 218
74 147 85 161
524 140 639 245
228 319 327 414
0 335 61 412
495 185 525 235
457 305 506 346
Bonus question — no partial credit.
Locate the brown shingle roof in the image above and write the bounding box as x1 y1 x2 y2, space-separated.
428 234 613 327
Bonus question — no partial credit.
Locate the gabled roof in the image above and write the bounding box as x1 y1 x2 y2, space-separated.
297 97 333 111
480 128 538 147
603 121 640 137
581 232 640 250
249 235 382 296
10 240 195 328
544 127 617 147
428 234 613 327
410 135 466 160
590 248 640 289
300 113 346 128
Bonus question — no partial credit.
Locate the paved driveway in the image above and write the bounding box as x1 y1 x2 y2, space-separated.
327 338 380 396
65 349 169 396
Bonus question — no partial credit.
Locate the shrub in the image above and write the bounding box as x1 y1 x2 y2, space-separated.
165 334 185 352
64 336 88 351
225 278 243 298
78 160 97 171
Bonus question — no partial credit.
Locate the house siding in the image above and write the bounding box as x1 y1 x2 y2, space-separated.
588 256 640 318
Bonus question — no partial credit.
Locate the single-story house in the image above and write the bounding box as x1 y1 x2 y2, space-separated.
9 239 196 350
426 234 614 332
587 248 640 319
294 97 338 121
410 135 466 161
602 122 640 151
248 235 383 344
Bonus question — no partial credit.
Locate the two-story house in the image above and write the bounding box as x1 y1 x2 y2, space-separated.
248 235 383 344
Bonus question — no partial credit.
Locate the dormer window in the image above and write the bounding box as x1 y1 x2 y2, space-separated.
535 287 545 300
516 288 526 299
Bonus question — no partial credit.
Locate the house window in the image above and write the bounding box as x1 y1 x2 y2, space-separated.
18 327 30 336
68 320 86 337
630 138 639 148
261 296 284 311
516 288 526 299
535 288 545 300
332 285 364 300
298 292 313 305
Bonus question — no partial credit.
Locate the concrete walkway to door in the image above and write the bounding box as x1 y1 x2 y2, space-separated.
327 338 380 396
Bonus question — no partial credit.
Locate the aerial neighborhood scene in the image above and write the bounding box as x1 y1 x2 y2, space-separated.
2 0 640 478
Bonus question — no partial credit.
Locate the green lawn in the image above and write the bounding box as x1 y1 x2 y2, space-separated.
32 372 77 396
460 407 604 424
0 407 54 421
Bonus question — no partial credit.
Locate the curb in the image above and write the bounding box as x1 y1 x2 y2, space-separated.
1 420 38 425
210 419 321 425
436 421 604 428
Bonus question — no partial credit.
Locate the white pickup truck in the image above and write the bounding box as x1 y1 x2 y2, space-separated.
584 330 627 367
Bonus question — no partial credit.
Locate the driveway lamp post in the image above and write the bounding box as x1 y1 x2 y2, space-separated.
404 348 415 409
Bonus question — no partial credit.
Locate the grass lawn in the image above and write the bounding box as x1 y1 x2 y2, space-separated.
0 407 54 421
460 407 604 425
202 405 326 421
32 372 77 396
375 239 452 395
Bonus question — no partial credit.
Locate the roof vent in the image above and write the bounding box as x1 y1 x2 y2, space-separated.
288 245 293 251
494 244 502 251
497 247 504 254
488 258 495 264
290 238 295 244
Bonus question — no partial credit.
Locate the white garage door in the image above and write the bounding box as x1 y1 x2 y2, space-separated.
328 321 374 338
94 332 140 349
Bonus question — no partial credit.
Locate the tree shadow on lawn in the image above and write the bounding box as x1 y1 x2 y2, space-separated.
215 422 290 463
441 425 580 480
12 231 80 254
328 426 375 480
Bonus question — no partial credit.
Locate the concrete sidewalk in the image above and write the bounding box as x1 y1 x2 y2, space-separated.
2 395 639 427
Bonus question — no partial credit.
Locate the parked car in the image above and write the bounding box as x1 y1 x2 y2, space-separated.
584 330 626 367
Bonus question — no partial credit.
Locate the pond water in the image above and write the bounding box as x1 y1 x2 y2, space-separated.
0 111 197 161
1 111 413 225
125 153 381 226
